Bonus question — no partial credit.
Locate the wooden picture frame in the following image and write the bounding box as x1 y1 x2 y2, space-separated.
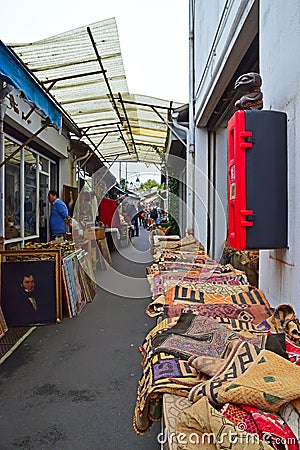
62 251 86 316
77 250 96 303
0 250 62 327
0 306 8 339
62 185 78 217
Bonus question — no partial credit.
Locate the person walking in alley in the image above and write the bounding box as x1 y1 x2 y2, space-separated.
127 201 139 237
48 189 69 239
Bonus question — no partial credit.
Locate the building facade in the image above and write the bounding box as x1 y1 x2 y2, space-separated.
190 0 300 313
0 42 79 247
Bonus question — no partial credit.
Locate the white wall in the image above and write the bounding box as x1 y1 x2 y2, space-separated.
194 0 256 126
259 0 300 314
214 129 228 261
193 0 257 254
194 127 209 249
5 89 69 158
193 0 300 314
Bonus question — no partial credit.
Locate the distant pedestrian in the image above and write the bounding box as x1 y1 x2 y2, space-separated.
137 202 144 225
150 207 158 222
127 202 139 237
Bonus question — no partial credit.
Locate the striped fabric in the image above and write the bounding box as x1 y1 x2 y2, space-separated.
165 286 270 307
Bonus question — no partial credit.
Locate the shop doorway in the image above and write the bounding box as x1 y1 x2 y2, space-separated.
39 173 49 242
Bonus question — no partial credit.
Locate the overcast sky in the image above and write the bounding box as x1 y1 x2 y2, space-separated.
1 0 189 103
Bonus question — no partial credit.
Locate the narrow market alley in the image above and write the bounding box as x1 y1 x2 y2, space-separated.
0 227 160 450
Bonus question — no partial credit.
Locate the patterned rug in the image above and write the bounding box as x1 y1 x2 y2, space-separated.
221 403 299 450
133 352 198 435
175 396 274 450
161 303 274 322
146 259 218 275
146 283 251 318
161 394 193 450
188 340 262 404
279 403 300 447
151 271 249 300
217 349 300 412
286 340 300 365
157 259 217 271
151 312 265 361
166 286 270 307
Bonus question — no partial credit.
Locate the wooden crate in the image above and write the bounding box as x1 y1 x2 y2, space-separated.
84 227 106 240
83 229 95 240
95 227 105 240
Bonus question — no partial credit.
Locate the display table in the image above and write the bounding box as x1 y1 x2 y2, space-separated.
153 235 180 246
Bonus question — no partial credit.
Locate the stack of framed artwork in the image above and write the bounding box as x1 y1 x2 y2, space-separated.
62 249 96 318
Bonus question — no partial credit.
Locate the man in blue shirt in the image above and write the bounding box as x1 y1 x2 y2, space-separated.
48 189 69 238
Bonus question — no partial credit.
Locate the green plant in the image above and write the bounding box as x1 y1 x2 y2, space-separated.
138 179 159 190
167 176 180 236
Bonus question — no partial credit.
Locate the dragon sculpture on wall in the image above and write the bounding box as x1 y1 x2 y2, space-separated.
234 72 263 110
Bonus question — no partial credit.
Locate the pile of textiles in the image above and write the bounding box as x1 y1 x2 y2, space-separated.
133 239 300 450
152 235 205 262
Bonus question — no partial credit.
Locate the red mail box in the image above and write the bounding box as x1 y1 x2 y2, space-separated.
227 110 287 250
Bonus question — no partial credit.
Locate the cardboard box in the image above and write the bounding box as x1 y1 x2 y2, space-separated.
95 227 105 240
83 229 95 240
83 227 106 240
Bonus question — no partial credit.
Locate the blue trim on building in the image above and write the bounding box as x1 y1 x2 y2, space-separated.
0 41 62 130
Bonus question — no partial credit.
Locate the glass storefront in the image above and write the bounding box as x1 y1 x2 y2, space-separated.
4 136 57 246
5 139 21 240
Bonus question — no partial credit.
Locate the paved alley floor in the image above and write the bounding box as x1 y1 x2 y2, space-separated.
0 227 160 449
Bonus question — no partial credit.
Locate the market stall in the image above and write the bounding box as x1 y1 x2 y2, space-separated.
133 235 300 450
0 238 99 343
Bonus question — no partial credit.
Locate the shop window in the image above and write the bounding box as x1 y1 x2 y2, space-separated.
39 156 49 173
4 136 56 244
50 162 57 191
24 149 37 237
5 139 21 239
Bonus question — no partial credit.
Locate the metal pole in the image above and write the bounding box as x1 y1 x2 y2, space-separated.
0 121 50 170
0 83 5 238
187 0 195 235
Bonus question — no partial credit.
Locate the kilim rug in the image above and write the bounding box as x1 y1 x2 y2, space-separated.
188 340 262 404
217 349 300 412
161 303 274 323
165 286 270 307
153 250 208 263
150 271 248 300
133 352 198 435
279 403 300 447
139 317 180 359
157 259 217 271
161 394 193 450
146 283 251 318
151 312 264 362
220 403 299 450
175 396 274 450
286 340 300 365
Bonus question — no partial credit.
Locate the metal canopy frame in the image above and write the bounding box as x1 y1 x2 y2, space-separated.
8 18 183 167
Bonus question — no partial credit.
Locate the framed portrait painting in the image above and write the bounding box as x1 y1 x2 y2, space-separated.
0 250 62 327
62 185 78 217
